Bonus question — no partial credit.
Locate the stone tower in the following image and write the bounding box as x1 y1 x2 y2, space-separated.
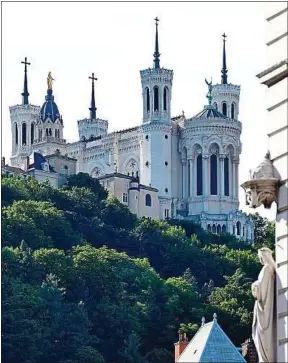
139 18 174 219
77 73 108 141
10 58 40 168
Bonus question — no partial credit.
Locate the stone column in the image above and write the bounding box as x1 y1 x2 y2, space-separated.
232 160 236 198
219 154 225 196
189 159 194 197
235 160 239 200
203 154 209 196
182 160 187 198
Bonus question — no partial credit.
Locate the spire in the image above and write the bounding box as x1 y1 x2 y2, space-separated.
153 17 160 69
21 57 30 105
221 33 228 84
89 73 97 119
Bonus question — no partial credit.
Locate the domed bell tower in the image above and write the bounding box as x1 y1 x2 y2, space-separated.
140 18 173 219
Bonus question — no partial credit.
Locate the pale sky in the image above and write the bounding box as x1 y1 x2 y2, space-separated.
2 2 275 219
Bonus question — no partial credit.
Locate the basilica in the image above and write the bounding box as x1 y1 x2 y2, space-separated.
7 18 254 241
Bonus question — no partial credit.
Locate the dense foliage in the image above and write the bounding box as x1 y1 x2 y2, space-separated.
1 172 275 363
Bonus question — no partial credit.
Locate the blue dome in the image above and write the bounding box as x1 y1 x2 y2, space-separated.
40 89 61 122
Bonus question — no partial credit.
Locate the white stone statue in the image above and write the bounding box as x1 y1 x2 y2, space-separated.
252 247 276 363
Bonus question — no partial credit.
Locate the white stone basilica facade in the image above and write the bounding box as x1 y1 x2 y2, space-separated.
8 20 254 241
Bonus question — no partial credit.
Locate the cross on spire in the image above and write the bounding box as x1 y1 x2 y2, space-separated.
21 57 31 105
221 33 228 84
153 17 160 69
89 73 97 119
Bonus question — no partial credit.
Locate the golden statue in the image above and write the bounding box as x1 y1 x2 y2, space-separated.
47 72 55 90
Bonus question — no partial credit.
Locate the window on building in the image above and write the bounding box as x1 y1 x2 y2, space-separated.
243 226 245 236
31 123 34 144
163 87 168 111
22 123 27 145
39 129 42 140
217 224 221 234
236 221 241 236
207 224 211 232
222 102 227 116
153 86 159 111
15 123 18 145
49 128 52 136
197 154 203 196
145 194 152 207
213 102 218 110
46 128 49 136
210 154 217 195
231 103 235 119
164 209 170 219
222 225 226 233
122 193 128 203
233 225 235 234
146 87 150 112
212 224 216 233
224 156 229 196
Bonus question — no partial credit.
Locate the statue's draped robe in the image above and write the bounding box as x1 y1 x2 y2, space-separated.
252 264 275 363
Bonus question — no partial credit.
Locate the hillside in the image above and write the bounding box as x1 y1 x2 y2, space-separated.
1 172 274 363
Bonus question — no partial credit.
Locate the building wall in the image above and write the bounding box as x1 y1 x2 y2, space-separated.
259 3 288 361
29 169 59 188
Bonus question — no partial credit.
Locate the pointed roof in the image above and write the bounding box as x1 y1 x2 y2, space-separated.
89 73 97 119
177 317 246 363
21 57 31 105
153 17 160 69
221 33 228 84
192 104 227 119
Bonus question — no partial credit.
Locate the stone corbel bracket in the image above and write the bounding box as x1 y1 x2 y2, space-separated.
241 152 280 209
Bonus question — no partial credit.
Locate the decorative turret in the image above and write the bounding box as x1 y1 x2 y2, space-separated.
77 73 108 141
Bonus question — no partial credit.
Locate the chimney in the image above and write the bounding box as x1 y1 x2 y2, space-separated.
174 331 189 362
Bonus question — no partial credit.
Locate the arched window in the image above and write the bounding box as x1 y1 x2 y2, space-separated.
39 129 42 140
22 123 27 145
49 128 52 136
224 156 229 196
231 103 235 119
243 226 245 236
197 154 203 196
236 221 241 236
153 86 159 111
14 123 18 145
222 102 227 116
217 225 221 234
163 87 168 111
146 87 150 112
31 123 34 144
213 102 218 110
233 225 235 234
210 154 217 195
145 194 152 207
212 224 216 233
222 225 226 233
46 128 49 136
207 224 211 232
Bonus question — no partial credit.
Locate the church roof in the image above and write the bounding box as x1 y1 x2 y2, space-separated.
192 104 227 119
177 316 246 363
40 89 62 123
28 151 56 173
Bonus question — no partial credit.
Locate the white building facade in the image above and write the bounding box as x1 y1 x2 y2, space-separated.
9 20 253 241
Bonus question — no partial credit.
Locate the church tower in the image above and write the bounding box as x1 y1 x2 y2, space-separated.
211 34 240 120
10 58 41 168
139 18 174 219
77 73 108 141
